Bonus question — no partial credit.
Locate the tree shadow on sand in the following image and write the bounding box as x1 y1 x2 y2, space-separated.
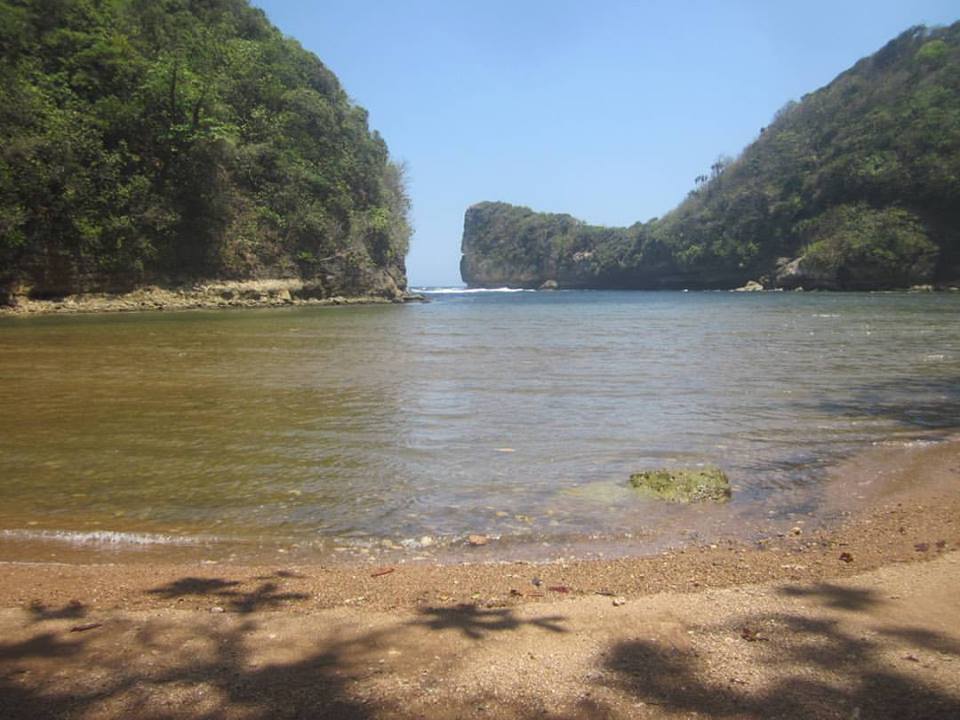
0 574 570 719
147 576 310 614
0 616 376 719
410 603 568 640
26 599 88 623
602 582 960 719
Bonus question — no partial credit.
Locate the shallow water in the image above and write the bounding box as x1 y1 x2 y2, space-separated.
1 290 958 562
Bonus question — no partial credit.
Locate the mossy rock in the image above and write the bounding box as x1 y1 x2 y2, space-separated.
629 467 731 503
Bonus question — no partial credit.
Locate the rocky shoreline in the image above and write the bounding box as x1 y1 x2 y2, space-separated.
0 279 426 316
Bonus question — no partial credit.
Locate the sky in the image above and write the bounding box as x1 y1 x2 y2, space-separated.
254 1 958 287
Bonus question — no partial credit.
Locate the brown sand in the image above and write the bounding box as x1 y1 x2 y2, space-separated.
1 438 958 718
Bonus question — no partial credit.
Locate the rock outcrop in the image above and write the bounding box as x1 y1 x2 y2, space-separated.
629 467 732 503
1 278 424 315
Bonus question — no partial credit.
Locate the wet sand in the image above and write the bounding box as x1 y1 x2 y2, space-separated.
0 438 958 718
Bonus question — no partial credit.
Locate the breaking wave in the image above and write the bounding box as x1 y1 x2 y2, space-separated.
414 287 536 294
0 529 214 547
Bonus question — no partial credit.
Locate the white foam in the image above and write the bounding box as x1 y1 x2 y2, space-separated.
871 438 940 449
414 287 536 294
0 529 212 547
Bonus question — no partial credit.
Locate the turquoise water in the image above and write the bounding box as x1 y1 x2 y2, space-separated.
1 290 958 561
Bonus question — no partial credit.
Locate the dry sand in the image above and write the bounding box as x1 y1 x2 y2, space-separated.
1 438 958 719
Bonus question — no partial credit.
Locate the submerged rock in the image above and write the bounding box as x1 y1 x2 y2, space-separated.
629 467 731 503
562 480 636 505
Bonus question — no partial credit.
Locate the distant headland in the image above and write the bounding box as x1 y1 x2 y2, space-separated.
461 23 960 291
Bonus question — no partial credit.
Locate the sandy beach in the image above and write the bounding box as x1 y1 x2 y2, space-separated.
1 438 958 718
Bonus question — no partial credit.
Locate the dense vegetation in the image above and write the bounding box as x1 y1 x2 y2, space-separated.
462 23 960 290
0 0 410 301
460 203 647 288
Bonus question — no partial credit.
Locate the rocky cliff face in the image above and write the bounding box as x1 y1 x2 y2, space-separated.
460 203 572 288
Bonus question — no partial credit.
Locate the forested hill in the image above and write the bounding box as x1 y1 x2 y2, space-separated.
461 23 960 291
0 0 411 304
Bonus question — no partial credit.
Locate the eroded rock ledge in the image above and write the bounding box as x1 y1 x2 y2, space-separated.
0 279 425 316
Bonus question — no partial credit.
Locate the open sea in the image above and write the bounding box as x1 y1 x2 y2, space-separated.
1 289 958 563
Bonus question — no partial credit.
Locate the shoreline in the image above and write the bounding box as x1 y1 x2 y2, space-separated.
0 438 958 718
5 282 959 317
0 278 426 316
1 435 956 612
1 431 954 570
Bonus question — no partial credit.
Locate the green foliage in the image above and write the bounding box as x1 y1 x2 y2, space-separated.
916 39 949 66
463 22 960 290
460 202 637 287
0 0 410 296
644 22 960 287
798 204 937 288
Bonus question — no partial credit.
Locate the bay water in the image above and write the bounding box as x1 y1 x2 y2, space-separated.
1 290 957 562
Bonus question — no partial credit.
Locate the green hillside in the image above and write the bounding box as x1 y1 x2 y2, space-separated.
0 0 410 303
461 23 960 290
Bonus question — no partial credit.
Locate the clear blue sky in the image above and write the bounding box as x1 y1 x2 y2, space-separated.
254 1 958 287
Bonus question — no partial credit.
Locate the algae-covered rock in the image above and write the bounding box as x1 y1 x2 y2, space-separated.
629 467 731 503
